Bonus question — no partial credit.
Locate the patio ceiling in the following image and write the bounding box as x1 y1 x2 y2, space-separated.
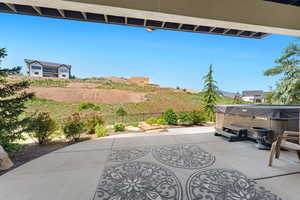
0 2 267 39
264 0 300 7
0 0 300 38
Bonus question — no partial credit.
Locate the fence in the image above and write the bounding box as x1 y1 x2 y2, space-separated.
102 112 162 125
102 110 193 125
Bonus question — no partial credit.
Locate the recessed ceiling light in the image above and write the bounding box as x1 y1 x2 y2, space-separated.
146 28 155 32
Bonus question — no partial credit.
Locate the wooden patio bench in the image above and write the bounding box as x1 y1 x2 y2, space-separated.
268 131 300 167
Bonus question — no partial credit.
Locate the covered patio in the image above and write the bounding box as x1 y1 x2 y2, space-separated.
0 1 299 199
0 127 299 200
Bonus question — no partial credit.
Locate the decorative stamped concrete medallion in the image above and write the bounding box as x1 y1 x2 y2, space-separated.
187 168 281 200
108 147 150 162
95 161 182 200
152 144 215 169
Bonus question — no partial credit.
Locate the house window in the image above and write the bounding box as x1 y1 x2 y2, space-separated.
34 72 39 75
31 65 41 70
62 75 66 77
43 68 56 73
59 67 69 73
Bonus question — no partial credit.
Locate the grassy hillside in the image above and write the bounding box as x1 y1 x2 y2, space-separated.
23 77 235 124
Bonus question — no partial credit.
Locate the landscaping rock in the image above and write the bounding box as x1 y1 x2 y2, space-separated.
125 126 142 132
139 122 153 131
0 145 13 170
139 122 174 131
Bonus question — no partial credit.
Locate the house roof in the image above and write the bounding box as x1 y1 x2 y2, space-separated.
25 59 72 69
219 90 237 99
242 90 264 96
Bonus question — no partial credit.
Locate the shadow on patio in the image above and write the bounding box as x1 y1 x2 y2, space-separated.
0 127 299 200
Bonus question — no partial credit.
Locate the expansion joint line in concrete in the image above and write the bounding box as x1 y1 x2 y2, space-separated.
254 171 300 181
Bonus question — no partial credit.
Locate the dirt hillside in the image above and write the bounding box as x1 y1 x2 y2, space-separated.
27 87 146 103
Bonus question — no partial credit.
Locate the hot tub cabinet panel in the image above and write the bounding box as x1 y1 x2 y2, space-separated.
215 105 300 143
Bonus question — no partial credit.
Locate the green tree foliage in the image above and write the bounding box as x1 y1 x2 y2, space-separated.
116 107 127 117
178 112 194 125
84 113 104 134
78 101 101 111
146 117 158 125
178 110 205 125
264 87 274 104
63 113 85 142
156 118 167 125
114 123 125 132
0 48 34 151
28 112 58 145
95 124 108 138
264 41 300 104
233 93 243 104
202 65 219 121
162 108 178 125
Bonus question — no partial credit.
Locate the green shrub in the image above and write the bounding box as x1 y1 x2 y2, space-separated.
116 107 127 117
162 108 178 125
92 105 101 111
63 113 85 142
85 114 105 134
128 122 139 127
78 102 101 111
189 110 205 124
156 118 167 125
2 143 23 153
28 112 59 145
178 110 205 125
114 123 125 132
178 112 194 125
95 124 108 138
146 117 158 125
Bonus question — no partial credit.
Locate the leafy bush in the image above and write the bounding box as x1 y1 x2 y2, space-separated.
63 113 85 142
28 112 59 145
85 114 105 134
128 122 139 127
78 102 101 111
178 112 194 125
114 123 125 132
1 143 23 153
93 105 101 111
156 118 167 125
116 107 127 117
95 124 108 138
178 110 205 125
189 110 205 124
162 108 178 125
146 117 158 125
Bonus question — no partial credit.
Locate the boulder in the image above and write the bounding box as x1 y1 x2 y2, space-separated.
139 122 172 132
0 145 13 170
125 126 142 132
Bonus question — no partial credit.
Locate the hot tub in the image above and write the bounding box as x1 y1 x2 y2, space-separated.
215 105 300 143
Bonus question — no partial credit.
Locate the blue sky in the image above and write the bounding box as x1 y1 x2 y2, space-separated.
0 12 297 92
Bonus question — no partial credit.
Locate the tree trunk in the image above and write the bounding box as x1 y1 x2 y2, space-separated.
0 145 14 170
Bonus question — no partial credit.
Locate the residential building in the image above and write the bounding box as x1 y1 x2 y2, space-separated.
129 77 150 85
242 90 265 103
219 90 238 99
25 59 71 79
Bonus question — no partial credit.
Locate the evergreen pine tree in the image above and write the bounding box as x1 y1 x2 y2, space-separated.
233 93 243 104
0 48 34 151
202 65 219 121
264 41 300 104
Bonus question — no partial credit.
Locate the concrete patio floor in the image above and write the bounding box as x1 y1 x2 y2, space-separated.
0 126 299 200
